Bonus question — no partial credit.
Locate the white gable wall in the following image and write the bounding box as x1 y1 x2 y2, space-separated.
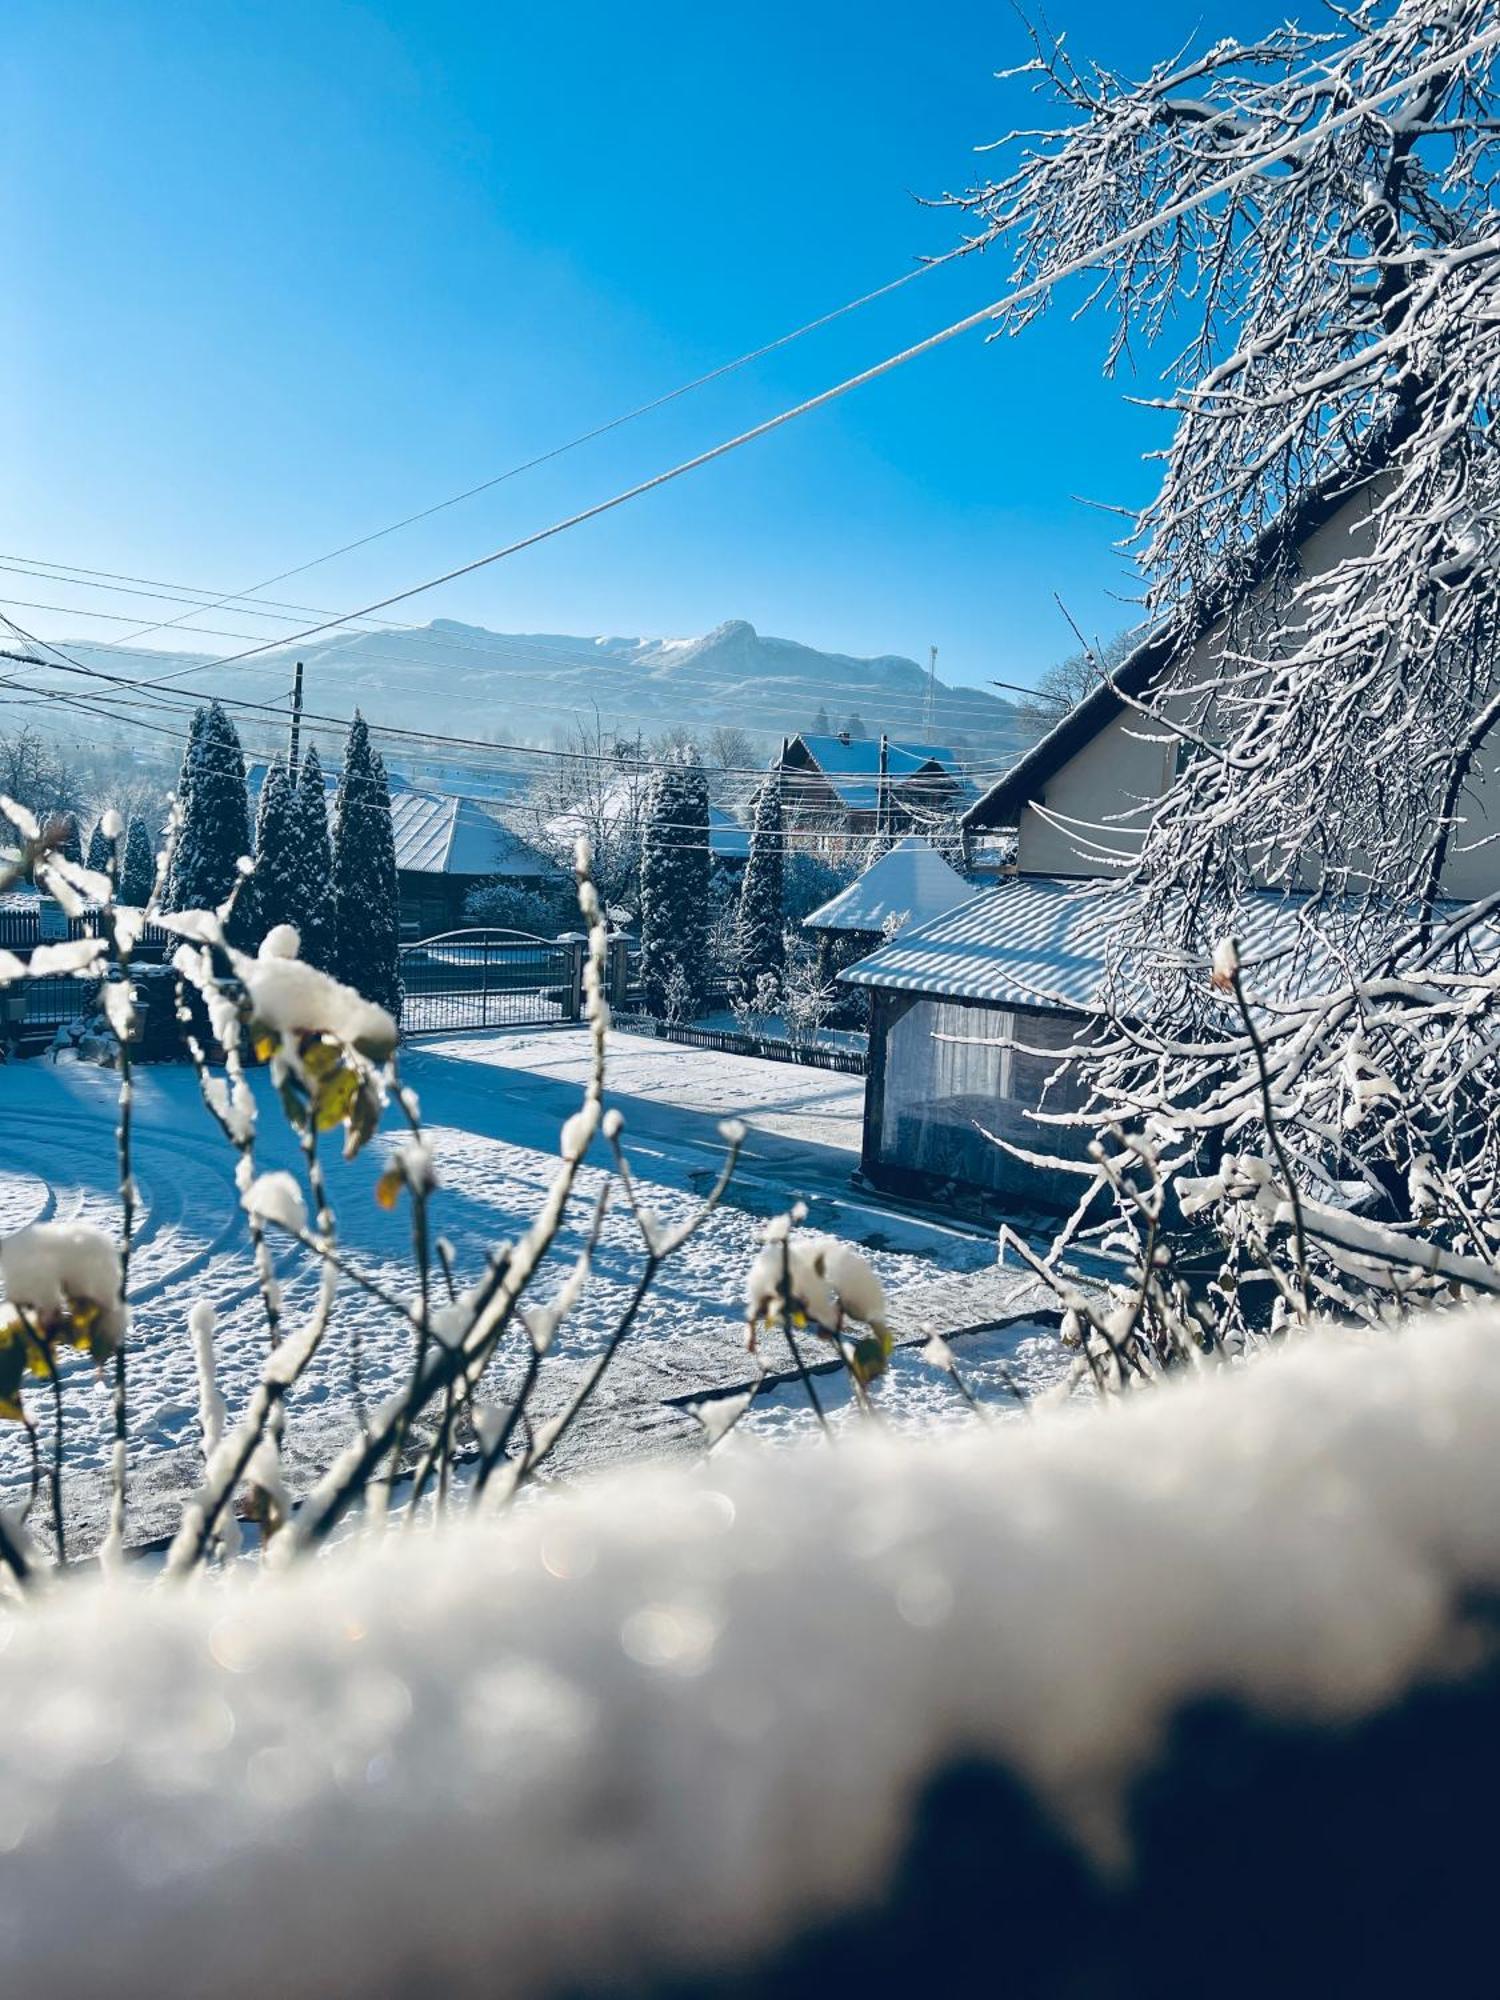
1015 480 1500 896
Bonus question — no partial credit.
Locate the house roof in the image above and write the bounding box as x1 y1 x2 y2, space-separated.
246 765 558 881
838 873 1431 1014
962 435 1404 835
802 835 976 937
790 735 970 814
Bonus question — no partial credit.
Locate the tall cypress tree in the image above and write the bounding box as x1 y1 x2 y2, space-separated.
332 714 401 1018
295 746 337 973
121 817 155 907
246 759 300 948
734 774 785 995
639 751 710 1018
168 707 207 882
166 702 251 930
86 820 111 875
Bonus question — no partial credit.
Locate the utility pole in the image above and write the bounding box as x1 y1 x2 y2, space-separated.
925 644 938 737
877 732 890 844
288 660 304 780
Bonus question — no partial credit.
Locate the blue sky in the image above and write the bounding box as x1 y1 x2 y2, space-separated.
4 1 1291 693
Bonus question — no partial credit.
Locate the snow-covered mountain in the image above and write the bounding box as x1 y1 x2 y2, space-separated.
51 617 1031 762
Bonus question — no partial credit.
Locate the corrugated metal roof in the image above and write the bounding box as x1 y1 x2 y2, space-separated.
803 835 976 936
839 874 1461 1013
246 765 557 880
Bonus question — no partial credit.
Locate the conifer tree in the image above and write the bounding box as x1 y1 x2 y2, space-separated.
166 702 250 932
734 774 785 996
86 820 111 875
638 751 710 1018
120 817 155 907
294 746 337 972
246 759 301 948
169 708 207 859
332 714 401 1018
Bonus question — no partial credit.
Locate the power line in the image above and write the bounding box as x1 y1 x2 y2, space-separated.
178 24 1500 677
103 243 987 661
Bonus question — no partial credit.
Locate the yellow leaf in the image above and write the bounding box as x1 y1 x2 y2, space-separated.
848 1334 890 1386
301 1035 342 1081
0 1394 23 1423
374 1164 404 1210
314 1063 360 1132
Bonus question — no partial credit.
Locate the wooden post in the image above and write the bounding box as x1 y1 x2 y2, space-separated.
288 659 304 781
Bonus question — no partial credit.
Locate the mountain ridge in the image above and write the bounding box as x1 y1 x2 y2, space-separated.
41 615 1033 764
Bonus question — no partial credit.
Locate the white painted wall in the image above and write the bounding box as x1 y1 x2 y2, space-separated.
1015 481 1500 898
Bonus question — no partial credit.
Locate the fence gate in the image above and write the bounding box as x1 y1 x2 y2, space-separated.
398 929 584 1035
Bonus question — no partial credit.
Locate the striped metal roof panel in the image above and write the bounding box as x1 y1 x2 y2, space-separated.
839 874 1481 1012
247 765 557 880
841 876 1123 1008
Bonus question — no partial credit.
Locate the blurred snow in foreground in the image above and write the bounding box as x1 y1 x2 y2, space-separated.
2 1310 1500 1995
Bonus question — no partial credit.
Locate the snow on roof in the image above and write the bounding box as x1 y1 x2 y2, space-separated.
802 835 976 936
792 735 969 813
391 793 560 879
246 765 557 880
839 873 1446 1013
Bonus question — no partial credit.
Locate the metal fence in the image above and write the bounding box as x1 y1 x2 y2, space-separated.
611 1013 869 1076
0 906 175 957
1 974 97 1036
399 930 584 1034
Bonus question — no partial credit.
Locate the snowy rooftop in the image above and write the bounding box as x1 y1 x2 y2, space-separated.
247 765 558 881
792 735 971 813
839 873 1468 1012
802 835 977 937
388 790 558 879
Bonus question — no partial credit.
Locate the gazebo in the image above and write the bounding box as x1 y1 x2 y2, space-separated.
802 835 975 964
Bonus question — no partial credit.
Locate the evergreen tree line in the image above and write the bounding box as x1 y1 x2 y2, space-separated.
158 700 402 1020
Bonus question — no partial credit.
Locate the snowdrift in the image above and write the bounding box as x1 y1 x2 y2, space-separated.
4 1313 1500 1996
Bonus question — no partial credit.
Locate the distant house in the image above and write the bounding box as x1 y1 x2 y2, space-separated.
802 834 975 975
777 734 971 858
845 451 1500 1212
246 765 563 939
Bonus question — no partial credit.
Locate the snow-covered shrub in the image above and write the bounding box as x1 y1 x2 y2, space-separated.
464 876 579 937
781 948 838 1046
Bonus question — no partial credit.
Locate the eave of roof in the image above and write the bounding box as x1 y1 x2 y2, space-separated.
838 871 1453 1014
962 431 1405 834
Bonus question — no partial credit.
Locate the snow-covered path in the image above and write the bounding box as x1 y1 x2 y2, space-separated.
0 1031 1037 1550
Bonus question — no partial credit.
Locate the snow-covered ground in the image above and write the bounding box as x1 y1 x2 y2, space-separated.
0 1029 1049 1548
